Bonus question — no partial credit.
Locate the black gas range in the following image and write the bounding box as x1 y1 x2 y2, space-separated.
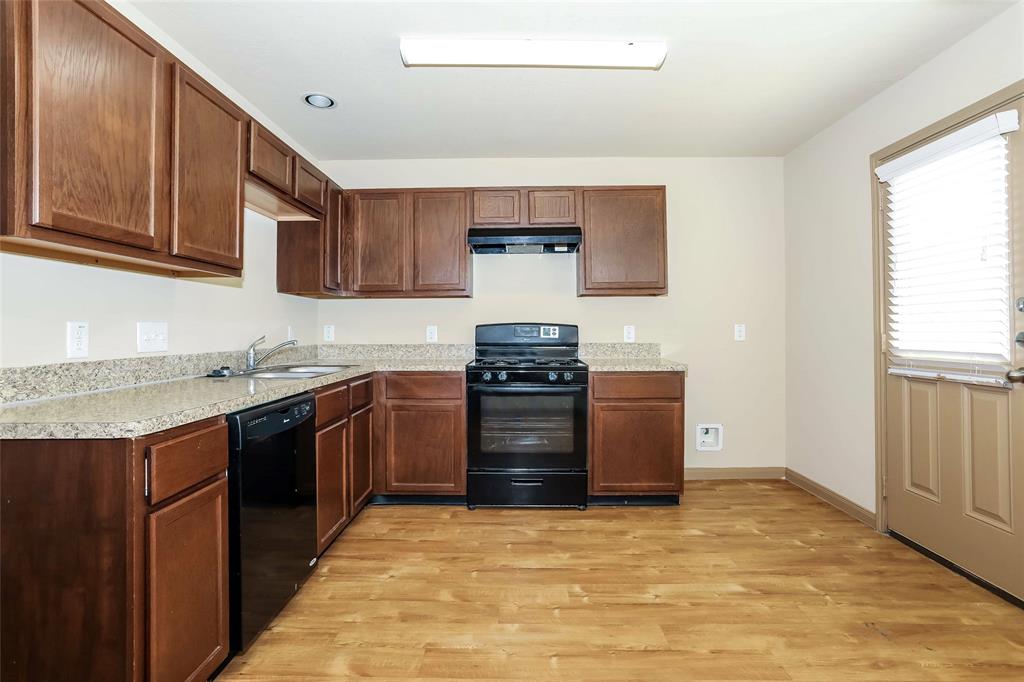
466 323 588 509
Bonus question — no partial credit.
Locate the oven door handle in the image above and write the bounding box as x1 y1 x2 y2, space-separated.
468 384 587 395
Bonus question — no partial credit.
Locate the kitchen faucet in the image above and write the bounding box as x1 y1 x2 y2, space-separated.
245 335 298 370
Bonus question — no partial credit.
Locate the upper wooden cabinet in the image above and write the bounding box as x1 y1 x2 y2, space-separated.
349 191 408 293
11 0 170 251
171 65 246 269
579 187 667 296
247 121 295 196
411 190 471 294
277 182 345 298
295 157 328 213
528 189 577 225
473 189 521 224
325 186 345 291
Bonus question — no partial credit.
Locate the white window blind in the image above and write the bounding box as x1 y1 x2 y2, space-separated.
881 111 1017 369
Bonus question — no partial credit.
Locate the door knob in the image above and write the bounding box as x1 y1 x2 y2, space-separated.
1006 368 1024 383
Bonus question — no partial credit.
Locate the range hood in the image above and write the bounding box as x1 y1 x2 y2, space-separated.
468 226 582 254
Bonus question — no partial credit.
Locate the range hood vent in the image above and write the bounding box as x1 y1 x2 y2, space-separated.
468 226 582 254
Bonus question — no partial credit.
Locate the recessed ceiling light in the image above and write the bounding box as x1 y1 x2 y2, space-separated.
399 38 667 70
303 93 336 109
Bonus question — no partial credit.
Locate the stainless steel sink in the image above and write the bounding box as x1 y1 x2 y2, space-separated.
230 364 356 380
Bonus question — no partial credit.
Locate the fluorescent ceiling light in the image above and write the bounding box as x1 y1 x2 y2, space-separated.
399 38 666 70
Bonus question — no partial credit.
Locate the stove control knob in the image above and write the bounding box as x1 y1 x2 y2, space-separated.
482 371 492 382
497 371 508 382
548 372 558 382
564 372 574 382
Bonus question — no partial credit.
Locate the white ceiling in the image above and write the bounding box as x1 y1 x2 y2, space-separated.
130 1 1013 159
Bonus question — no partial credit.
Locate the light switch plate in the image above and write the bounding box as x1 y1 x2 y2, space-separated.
323 325 336 342
137 321 169 353
66 321 89 359
426 325 438 343
734 324 747 342
623 325 636 343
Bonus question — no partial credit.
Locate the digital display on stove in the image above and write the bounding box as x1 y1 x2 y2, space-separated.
514 325 540 337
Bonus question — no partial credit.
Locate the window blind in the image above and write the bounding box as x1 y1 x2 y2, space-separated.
882 113 1016 369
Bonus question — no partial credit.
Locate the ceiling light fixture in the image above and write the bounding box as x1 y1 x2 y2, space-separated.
399 38 667 70
303 93 336 109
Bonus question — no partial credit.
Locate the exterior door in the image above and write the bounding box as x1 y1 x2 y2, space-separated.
880 93 1024 600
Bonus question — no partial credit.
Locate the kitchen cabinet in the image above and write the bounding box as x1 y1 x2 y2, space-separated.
411 190 471 294
277 183 345 297
473 189 521 224
0 416 230 682
316 417 350 554
471 187 577 227
349 191 408 293
528 189 577 225
579 187 667 296
170 65 246 269
147 478 229 682
589 373 684 494
295 157 328 213
379 373 466 494
350 404 374 515
248 121 296 196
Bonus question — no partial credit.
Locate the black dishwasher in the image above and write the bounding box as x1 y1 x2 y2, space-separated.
227 393 317 653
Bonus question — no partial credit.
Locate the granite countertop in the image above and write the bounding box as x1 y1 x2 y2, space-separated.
0 359 463 440
583 357 688 372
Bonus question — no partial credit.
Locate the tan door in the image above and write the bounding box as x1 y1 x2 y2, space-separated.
881 92 1024 600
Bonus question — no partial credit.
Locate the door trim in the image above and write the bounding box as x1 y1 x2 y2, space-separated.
871 79 1024 534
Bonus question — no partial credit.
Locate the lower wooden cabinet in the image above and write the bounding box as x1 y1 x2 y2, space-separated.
316 417 350 554
380 372 467 494
350 404 374 514
147 477 229 682
589 372 685 494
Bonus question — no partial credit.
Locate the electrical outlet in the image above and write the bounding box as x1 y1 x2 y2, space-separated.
136 321 168 353
323 325 336 342
734 323 746 342
623 325 636 343
425 325 438 343
66 321 89 359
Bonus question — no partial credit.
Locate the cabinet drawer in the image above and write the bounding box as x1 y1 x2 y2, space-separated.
386 373 463 400
591 373 683 401
316 383 350 427
248 121 294 195
148 422 228 505
294 157 327 212
350 376 374 410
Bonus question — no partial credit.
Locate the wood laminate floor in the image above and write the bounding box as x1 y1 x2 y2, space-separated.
218 480 1024 681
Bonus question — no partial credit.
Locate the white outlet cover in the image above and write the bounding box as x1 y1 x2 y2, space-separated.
323 325 336 342
426 325 439 343
136 321 169 353
734 323 747 342
696 423 724 451
66 321 89 359
623 325 636 343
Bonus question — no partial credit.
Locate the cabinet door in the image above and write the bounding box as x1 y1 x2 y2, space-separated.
591 402 683 493
350 192 407 293
147 478 229 682
350 404 374 514
31 0 169 250
248 121 295 195
411 190 469 293
294 157 328 213
528 189 576 225
581 188 667 295
316 418 350 554
385 401 465 493
324 187 344 291
473 189 520 225
170 65 245 269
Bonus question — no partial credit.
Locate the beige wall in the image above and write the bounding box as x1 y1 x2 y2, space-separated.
784 2 1024 510
322 157 787 470
0 211 318 366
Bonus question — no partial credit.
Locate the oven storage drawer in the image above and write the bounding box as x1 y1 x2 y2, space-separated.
468 471 587 508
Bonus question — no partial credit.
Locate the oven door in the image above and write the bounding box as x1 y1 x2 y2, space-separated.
467 383 587 471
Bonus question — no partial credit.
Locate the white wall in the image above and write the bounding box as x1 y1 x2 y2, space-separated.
784 3 1024 510
0 211 318 366
322 157 788 471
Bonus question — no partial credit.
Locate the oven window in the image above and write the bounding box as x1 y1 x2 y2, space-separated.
479 394 575 454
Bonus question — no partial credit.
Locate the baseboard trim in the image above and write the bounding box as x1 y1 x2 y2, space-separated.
785 468 876 528
684 467 786 480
